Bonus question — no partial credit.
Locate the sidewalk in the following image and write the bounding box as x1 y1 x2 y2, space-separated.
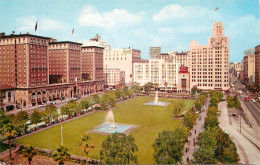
218 101 260 164
182 98 209 164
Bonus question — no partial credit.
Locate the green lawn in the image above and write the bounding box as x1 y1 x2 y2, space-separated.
16 97 194 164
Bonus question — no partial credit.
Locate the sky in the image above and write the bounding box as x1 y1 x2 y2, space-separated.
0 0 259 62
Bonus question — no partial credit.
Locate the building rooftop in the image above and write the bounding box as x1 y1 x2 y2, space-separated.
81 45 104 49
0 33 51 40
49 41 82 45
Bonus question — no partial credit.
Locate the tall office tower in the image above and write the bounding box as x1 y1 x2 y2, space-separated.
104 48 141 84
255 45 260 88
81 46 104 81
149 47 161 59
49 41 82 84
0 33 50 87
190 22 229 91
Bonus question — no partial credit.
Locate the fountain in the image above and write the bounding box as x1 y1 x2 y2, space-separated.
144 90 169 106
91 110 137 135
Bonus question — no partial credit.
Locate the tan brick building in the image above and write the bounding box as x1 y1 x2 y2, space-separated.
190 22 229 91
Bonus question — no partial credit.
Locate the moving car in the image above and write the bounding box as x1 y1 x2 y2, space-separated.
231 113 239 117
251 99 256 103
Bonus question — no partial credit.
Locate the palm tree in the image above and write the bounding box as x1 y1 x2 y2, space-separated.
52 145 71 165
22 145 37 164
79 134 94 164
1 123 17 160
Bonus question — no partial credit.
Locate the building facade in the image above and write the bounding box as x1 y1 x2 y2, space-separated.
243 54 255 84
255 45 260 89
0 33 50 88
133 59 179 90
81 46 104 81
149 47 161 59
105 68 125 88
190 22 229 91
49 41 82 84
81 34 110 50
104 48 141 84
0 84 16 111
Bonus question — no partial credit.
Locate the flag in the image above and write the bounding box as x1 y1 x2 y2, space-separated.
214 7 219 11
35 20 38 31
72 28 74 35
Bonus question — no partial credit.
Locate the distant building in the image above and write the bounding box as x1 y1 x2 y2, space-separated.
81 34 110 50
255 45 260 89
243 54 255 84
177 66 190 92
105 68 125 88
133 59 179 90
104 48 141 84
81 46 104 81
149 47 161 59
244 48 255 56
190 22 229 91
49 41 82 84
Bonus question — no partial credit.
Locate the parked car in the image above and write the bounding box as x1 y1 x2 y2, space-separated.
251 99 256 103
50 101 56 105
231 113 239 117
38 104 46 108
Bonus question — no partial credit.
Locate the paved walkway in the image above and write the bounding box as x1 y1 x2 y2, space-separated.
218 101 260 164
182 98 209 164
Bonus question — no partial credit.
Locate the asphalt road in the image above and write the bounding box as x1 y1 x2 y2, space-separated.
230 75 260 125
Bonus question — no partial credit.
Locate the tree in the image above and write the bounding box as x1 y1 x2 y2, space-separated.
106 91 117 107
100 133 138 164
22 145 37 164
191 85 198 95
127 89 134 98
183 110 198 129
52 146 71 165
131 83 141 94
92 94 99 103
1 123 17 159
168 101 185 118
60 106 71 117
144 82 152 94
30 109 42 128
42 105 58 125
79 134 94 164
194 147 217 164
79 98 92 112
13 111 29 135
115 89 123 100
153 127 188 164
0 107 10 128
99 95 108 111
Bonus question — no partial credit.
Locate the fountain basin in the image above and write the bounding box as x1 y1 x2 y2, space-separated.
144 101 169 106
88 122 138 135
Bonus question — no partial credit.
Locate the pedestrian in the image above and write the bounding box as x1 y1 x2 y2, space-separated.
195 130 196 134
185 147 188 153
187 157 189 163
187 147 189 152
194 141 196 147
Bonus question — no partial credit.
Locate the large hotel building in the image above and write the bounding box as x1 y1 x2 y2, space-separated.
190 22 229 91
0 33 104 110
255 45 260 89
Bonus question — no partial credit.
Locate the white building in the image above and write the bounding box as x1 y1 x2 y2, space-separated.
104 48 141 84
133 59 179 89
190 22 229 91
81 34 111 50
105 68 125 88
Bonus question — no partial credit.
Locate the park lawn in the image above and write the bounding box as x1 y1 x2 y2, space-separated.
16 97 194 164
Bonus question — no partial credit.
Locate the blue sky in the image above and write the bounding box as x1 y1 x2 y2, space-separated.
0 0 259 62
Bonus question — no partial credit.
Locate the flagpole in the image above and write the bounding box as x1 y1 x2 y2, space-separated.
61 124 63 146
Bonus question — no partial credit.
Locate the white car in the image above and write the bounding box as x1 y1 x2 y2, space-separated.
38 104 46 108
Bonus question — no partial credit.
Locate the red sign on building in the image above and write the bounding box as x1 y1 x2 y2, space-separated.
179 66 189 73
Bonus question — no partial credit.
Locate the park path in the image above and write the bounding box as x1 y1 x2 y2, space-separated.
182 97 210 164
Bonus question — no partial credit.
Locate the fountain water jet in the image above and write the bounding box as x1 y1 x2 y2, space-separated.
106 110 116 129
143 90 169 106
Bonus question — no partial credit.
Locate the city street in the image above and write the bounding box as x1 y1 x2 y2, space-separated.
218 101 260 164
230 75 260 125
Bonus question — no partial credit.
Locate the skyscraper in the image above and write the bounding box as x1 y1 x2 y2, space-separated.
149 47 161 59
190 22 229 91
